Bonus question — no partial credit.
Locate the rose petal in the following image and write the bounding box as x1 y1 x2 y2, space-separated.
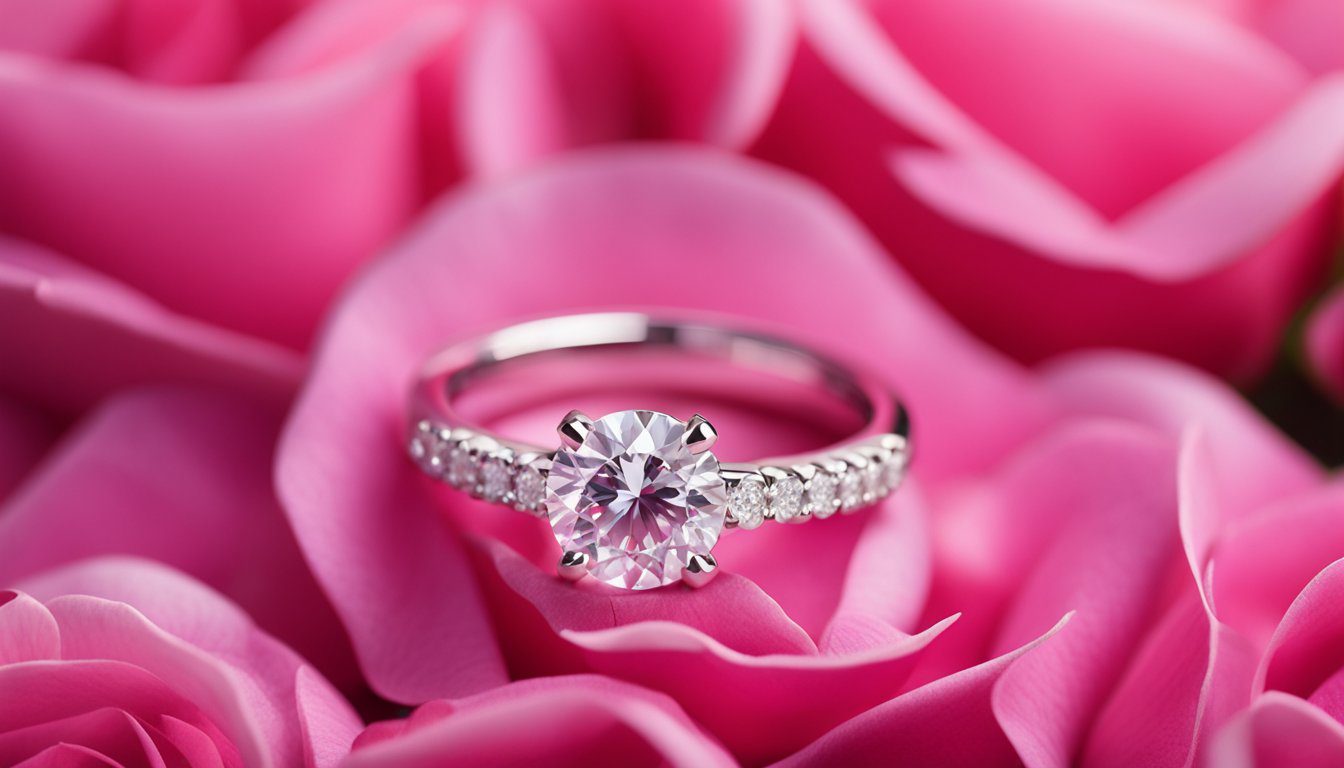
346 675 735 768
0 591 60 664
1257 557 1344 700
1306 283 1344 403
1214 480 1344 649
988 423 1182 768
0 394 55 502
0 9 456 347
0 707 164 768
1209 691 1344 768
0 238 300 412
0 388 356 687
18 557 362 768
773 614 1070 768
277 147 1042 703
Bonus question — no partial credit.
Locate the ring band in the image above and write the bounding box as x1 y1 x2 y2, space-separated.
407 312 911 590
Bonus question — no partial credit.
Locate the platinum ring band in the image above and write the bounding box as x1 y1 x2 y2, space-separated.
406 312 911 589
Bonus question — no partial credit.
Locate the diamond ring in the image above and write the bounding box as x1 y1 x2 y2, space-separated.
407 312 911 590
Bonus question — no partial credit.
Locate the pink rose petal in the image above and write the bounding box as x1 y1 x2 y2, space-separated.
0 238 300 412
0 9 455 347
1257 557 1344 700
0 394 55 502
773 614 1070 768
0 591 60 664
347 676 735 768
990 423 1183 768
0 387 356 686
1210 691 1344 768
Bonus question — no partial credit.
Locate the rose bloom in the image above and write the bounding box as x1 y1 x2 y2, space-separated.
1 2 1343 768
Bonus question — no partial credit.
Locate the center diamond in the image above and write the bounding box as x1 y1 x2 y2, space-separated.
546 410 727 589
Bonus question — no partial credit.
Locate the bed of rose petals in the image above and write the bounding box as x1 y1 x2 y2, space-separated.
1 1 1343 767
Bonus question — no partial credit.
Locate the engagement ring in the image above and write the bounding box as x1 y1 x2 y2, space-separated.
407 313 911 590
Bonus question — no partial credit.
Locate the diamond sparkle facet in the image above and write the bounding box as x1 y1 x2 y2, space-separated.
513 465 546 511
481 457 512 502
545 410 727 590
808 469 839 519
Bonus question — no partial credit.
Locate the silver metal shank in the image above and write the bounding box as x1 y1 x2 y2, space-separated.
407 312 911 527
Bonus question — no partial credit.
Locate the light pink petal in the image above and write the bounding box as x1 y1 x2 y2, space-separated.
20 557 361 768
14 743 122 768
0 387 355 684
773 614 1069 768
1041 352 1322 518
1251 0 1344 75
0 238 300 412
1306 284 1344 403
990 424 1183 768
763 0 1333 379
1081 435 1262 768
0 8 454 348
0 394 55 502
1082 592 1257 768
1210 691 1344 768
1257 557 1344 699
476 537 951 764
0 707 164 768
294 667 361 768
347 676 734 768
1214 480 1344 649
0 591 60 663
278 147 1042 702
0 660 236 763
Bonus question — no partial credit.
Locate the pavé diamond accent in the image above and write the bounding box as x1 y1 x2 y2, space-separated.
446 445 478 490
728 476 767 530
514 465 546 511
480 457 512 503
808 469 839 519
546 410 727 589
839 462 865 511
768 475 805 522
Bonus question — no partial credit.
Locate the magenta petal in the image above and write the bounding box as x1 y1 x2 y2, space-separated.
347 676 735 768
0 238 300 412
18 557 362 768
1258 558 1344 700
0 387 355 685
1210 692 1344 768
1306 284 1344 403
0 394 55 502
773 614 1069 768
1214 480 1344 649
0 10 454 347
989 423 1182 768
0 591 59 663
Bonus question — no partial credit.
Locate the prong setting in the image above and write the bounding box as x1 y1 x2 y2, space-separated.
682 554 719 588
558 551 590 581
684 414 718 454
557 410 594 449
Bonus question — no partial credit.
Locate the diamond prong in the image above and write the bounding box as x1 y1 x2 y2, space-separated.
557 410 594 449
558 551 589 581
683 554 719 588
684 414 717 454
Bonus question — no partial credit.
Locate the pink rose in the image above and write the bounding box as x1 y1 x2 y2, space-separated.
278 147 1339 764
752 0 1344 380
0 386 359 689
1 557 360 767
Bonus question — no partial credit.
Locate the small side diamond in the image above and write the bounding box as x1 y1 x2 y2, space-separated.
768 475 805 523
728 476 767 529
883 452 907 492
480 456 513 503
839 465 864 511
513 465 546 512
863 458 885 501
808 470 839 519
408 423 448 476
446 445 479 490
